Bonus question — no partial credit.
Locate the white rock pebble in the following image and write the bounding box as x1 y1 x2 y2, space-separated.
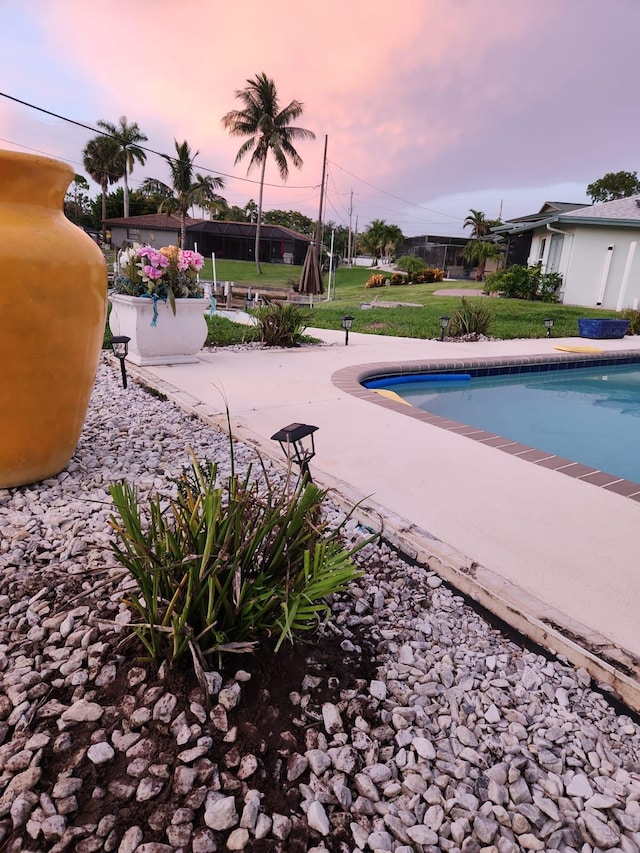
1 356 640 853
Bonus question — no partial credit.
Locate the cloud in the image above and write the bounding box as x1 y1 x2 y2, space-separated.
1 0 639 234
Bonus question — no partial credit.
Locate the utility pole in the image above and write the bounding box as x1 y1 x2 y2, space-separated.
314 135 328 263
347 189 353 266
353 216 358 264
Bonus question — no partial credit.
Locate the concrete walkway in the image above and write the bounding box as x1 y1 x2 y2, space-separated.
128 328 640 710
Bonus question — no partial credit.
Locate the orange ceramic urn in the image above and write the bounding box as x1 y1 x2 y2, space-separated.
0 150 107 487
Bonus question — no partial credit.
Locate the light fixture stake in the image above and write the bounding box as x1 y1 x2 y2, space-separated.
439 316 450 342
110 335 131 389
341 315 354 346
271 423 319 483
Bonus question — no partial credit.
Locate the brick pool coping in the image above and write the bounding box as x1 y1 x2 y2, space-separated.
332 349 640 502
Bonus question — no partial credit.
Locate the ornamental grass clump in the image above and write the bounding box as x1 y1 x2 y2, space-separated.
447 297 494 338
254 302 308 347
108 449 363 670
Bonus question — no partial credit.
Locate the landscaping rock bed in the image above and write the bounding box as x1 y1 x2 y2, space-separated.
1 355 640 852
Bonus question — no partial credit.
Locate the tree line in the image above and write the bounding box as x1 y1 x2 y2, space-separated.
73 68 640 276
77 73 316 275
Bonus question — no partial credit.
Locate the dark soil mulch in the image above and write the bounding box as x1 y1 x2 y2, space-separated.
27 624 379 852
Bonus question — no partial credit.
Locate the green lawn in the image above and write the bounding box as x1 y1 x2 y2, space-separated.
104 259 632 344
310 267 623 340
200 258 303 289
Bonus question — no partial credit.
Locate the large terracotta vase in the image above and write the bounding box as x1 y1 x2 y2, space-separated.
0 150 107 488
108 294 208 366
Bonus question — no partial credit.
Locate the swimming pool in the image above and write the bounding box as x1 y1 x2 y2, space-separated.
335 351 640 498
370 364 640 483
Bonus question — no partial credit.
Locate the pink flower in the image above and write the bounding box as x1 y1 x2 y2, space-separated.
143 265 164 280
137 247 169 268
178 250 204 271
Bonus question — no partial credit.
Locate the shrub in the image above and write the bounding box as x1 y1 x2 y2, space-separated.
622 309 640 335
254 302 308 347
108 450 364 668
390 273 406 286
395 255 427 279
447 297 494 338
483 263 562 302
410 268 440 284
483 265 530 298
431 267 445 282
365 274 386 288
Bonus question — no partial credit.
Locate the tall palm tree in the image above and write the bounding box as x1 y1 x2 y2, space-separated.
360 219 388 263
464 209 489 238
463 239 502 281
382 223 404 263
83 135 125 242
150 140 225 247
222 73 315 274
97 116 148 218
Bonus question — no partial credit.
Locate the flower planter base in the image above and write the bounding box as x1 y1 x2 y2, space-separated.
109 294 208 366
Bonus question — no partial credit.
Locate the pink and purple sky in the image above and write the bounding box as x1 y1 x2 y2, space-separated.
1 0 639 237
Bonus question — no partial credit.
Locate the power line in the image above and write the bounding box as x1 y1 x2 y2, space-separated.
0 91 318 190
327 157 463 221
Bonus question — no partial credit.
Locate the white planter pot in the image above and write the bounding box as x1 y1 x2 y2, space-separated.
108 294 208 366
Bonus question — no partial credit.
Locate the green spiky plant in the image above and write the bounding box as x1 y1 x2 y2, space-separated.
254 302 309 347
108 445 366 671
447 297 494 338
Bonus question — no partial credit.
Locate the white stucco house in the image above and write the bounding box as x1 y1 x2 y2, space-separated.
493 196 640 310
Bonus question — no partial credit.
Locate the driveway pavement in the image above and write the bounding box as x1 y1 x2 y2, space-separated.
126 328 640 710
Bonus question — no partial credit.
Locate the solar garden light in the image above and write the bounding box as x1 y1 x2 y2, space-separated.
110 335 130 389
341 315 354 346
439 315 450 341
271 422 319 483
544 317 554 338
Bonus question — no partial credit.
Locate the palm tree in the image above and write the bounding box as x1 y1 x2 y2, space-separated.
83 135 125 242
382 223 404 264
150 140 225 247
464 209 489 238
139 177 173 201
463 240 502 281
189 173 227 219
97 116 148 218
222 72 315 274
360 219 388 263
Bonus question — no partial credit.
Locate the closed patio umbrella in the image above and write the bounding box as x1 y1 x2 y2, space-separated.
299 242 324 295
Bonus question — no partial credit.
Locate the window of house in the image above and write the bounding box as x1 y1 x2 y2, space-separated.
537 237 547 264
547 234 564 273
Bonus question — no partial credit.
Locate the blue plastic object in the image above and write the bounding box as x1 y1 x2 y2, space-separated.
364 373 471 389
578 318 629 339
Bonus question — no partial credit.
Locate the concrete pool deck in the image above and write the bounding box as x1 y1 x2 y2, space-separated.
126 329 640 710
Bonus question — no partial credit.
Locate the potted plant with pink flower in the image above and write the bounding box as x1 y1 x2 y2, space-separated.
108 244 208 365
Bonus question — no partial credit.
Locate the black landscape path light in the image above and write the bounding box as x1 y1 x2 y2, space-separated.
341 315 354 346
544 317 554 338
271 422 319 483
110 335 130 389
439 315 450 341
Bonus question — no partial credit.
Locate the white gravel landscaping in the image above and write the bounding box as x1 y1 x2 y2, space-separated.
1 353 640 852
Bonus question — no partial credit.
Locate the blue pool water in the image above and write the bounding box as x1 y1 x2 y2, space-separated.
380 364 640 483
